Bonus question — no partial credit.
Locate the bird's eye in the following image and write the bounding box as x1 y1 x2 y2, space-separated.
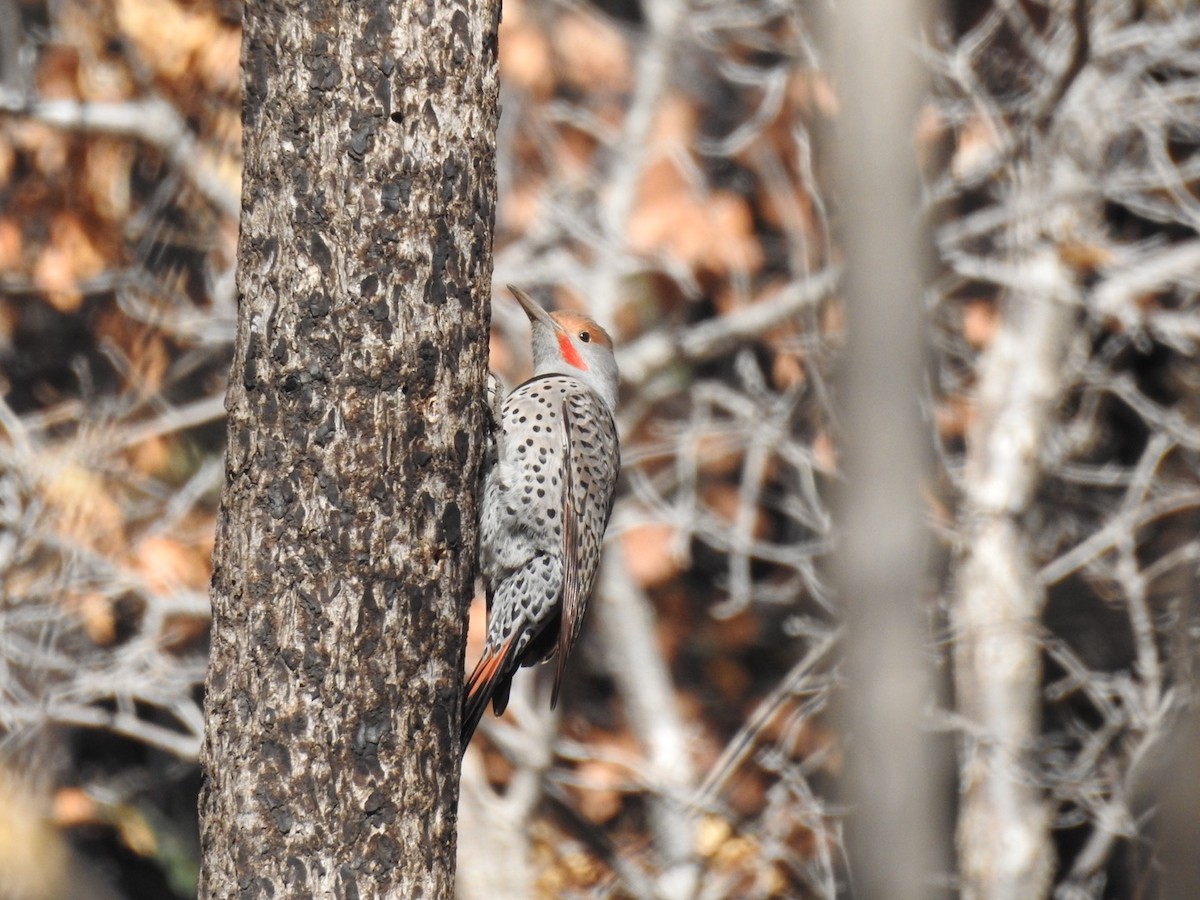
579 331 591 343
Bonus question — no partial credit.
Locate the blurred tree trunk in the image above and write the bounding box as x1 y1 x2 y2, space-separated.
827 0 948 898
198 1 499 897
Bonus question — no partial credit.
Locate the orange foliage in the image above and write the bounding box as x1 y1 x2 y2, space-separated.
629 158 764 275
619 522 681 589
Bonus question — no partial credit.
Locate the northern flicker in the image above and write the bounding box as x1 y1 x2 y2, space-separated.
462 285 621 750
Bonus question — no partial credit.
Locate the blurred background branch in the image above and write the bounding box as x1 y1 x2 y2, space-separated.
1 0 1200 897
827 0 948 898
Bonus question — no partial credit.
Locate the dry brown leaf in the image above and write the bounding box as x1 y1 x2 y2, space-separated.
73 593 118 646
625 159 687 253
534 870 566 899
116 0 232 90
772 351 806 391
13 120 70 179
756 177 820 240
132 333 170 395
533 853 568 899
113 806 157 857
935 391 975 441
559 851 603 887
95 312 170 394
714 833 759 869
573 759 624 824
789 70 838 118
52 1 137 102
962 298 998 350
619 521 680 589
498 181 541 234
194 21 241 95
708 656 751 701
953 114 1000 181
482 740 515 787
501 20 554 99
127 435 173 477
629 159 764 275
33 213 108 312
1058 237 1114 277
757 865 789 896
78 55 137 104
554 11 631 94
650 92 698 149
42 459 124 550
85 138 135 222
0 302 16 345
0 219 21 271
0 136 14 187
714 607 760 650
811 429 837 475
696 814 733 857
161 613 210 652
32 244 83 312
554 125 597 184
725 771 767 819
35 45 82 100
703 483 770 540
134 535 208 594
52 787 99 827
694 431 742 477
706 193 764 271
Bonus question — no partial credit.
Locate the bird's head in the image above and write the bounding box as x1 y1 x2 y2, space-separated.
509 285 619 412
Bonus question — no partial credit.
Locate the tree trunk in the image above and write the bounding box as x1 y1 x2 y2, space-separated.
198 1 499 896
826 0 948 897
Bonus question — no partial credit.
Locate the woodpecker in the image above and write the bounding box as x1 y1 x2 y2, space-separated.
462 285 620 750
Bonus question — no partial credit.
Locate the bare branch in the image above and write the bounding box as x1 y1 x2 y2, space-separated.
594 544 698 898
618 268 840 387
0 91 239 217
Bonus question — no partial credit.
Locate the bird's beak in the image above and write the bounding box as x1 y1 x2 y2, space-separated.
508 284 559 332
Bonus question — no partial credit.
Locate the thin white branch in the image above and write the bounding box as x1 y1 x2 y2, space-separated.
455 753 537 900
588 0 688 327
696 629 840 804
18 704 201 758
954 245 1078 897
115 393 228 450
1091 239 1200 331
594 542 698 899
0 91 239 217
617 267 840 387
1038 488 1200 586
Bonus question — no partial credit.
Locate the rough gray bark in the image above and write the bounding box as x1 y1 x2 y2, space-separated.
198 1 499 897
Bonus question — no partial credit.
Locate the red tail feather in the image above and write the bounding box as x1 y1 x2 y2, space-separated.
461 637 516 753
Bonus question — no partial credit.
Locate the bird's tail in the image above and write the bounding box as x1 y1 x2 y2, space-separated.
461 637 516 754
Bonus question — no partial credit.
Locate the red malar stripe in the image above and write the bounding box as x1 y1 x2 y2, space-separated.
557 332 587 370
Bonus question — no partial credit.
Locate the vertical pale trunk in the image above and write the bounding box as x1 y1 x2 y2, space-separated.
199 1 499 897
954 240 1074 900
953 63 1099 900
827 1 949 898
